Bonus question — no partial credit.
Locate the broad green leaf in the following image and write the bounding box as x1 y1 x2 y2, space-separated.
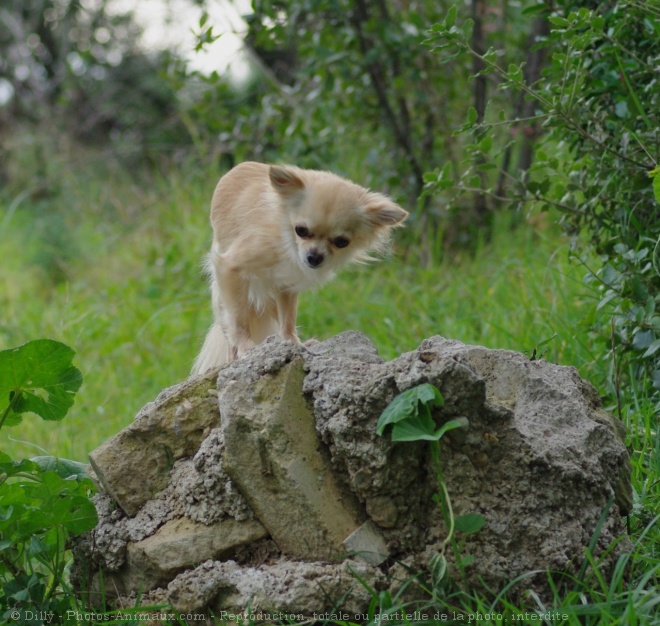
27 534 50 557
50 494 98 534
0 456 39 479
642 340 660 359
390 407 437 441
392 416 464 443
632 330 654 351
376 383 444 436
18 478 97 536
30 456 91 481
0 339 82 425
455 513 487 534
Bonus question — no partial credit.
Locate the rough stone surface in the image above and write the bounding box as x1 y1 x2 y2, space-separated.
89 370 220 516
131 516 268 577
342 520 390 566
164 558 382 615
220 356 371 561
74 332 632 616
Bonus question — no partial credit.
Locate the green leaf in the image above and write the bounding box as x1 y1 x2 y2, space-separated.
642 340 660 359
632 330 654 351
390 406 436 441
444 5 457 29
455 513 487 534
467 106 478 125
468 174 482 188
392 417 464 442
50 494 98 534
482 47 498 67
507 63 523 83
650 167 660 205
653 234 660 278
460 554 475 567
0 339 82 425
462 17 474 39
548 16 569 28
376 383 444 436
30 456 91 481
430 553 447 583
0 455 39 477
27 535 50 557
477 135 493 153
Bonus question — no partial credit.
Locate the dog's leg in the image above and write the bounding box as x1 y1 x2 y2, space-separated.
214 251 255 361
276 290 301 345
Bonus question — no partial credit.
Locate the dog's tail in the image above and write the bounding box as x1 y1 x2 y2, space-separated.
191 323 228 375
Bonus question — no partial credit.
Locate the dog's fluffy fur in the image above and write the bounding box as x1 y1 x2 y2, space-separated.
192 161 408 374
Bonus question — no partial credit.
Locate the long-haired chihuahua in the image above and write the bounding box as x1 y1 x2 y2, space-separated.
192 162 408 373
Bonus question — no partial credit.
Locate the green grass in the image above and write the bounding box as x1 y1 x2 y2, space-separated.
0 141 658 623
0 160 597 461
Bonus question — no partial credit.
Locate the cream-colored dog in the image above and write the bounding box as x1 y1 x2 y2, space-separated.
192 162 408 373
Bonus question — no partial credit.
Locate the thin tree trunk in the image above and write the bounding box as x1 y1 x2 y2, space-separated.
495 13 551 201
471 0 489 227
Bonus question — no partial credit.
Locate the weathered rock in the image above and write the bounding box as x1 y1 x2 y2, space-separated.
129 516 268 580
89 370 220 516
75 331 632 614
220 356 375 561
166 558 382 615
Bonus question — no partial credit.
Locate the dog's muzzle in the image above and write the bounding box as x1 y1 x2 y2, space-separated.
306 250 324 268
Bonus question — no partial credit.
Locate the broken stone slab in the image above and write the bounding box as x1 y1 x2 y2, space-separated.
123 517 268 592
342 520 389 566
89 370 220 516
219 356 384 562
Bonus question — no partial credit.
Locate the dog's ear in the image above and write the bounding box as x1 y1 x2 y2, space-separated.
270 166 305 195
363 194 409 227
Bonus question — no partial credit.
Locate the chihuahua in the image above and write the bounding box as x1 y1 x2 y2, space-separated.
192 162 408 373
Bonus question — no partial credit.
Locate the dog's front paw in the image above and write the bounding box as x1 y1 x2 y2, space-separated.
229 336 256 361
303 338 319 347
281 332 302 345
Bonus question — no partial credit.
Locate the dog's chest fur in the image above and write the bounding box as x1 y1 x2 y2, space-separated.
246 257 333 312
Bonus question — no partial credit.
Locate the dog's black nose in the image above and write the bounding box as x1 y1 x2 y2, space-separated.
306 251 324 268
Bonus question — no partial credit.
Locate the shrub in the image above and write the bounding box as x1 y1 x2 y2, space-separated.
425 1 660 400
0 340 97 621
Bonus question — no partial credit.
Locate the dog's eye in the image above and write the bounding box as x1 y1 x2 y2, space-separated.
333 236 350 249
295 225 311 238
